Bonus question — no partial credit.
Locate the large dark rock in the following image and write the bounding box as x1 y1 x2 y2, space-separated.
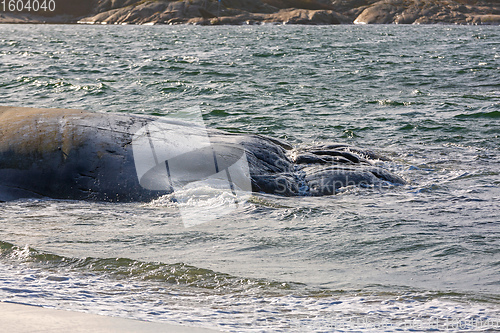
0 106 406 201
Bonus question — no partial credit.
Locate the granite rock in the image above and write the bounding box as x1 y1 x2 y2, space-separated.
353 0 500 24
0 0 498 25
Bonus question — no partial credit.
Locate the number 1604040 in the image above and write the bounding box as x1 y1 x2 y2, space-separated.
1 0 56 12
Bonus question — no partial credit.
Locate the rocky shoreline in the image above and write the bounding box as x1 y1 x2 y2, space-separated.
0 0 499 25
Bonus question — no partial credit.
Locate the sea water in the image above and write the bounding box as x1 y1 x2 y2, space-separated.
0 24 499 332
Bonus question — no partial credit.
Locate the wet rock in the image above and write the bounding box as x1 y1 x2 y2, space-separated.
1 106 406 200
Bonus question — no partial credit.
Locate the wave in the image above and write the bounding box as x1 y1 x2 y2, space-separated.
455 110 500 119
1 239 499 332
0 241 302 294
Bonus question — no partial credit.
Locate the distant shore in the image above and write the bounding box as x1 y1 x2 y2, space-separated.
0 0 499 25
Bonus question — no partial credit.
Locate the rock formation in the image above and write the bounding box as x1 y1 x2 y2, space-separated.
0 0 498 25
353 0 500 24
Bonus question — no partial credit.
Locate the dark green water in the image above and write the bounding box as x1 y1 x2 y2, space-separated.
0 24 499 332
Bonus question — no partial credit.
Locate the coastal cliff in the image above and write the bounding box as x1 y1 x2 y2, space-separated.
0 0 499 25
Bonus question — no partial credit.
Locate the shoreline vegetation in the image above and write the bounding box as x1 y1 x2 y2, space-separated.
0 0 499 25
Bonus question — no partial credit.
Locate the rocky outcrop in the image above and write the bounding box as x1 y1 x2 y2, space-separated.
187 8 347 25
265 8 347 24
93 0 144 13
76 0 349 25
353 0 500 24
0 0 498 25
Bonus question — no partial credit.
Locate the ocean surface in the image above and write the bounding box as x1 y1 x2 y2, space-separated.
0 24 499 332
